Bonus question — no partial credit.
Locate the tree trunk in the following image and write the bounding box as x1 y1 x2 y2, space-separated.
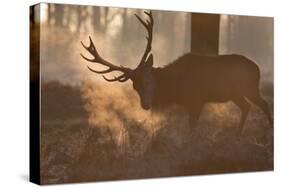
190 13 220 55
184 13 191 52
122 9 128 42
54 4 64 27
92 7 101 32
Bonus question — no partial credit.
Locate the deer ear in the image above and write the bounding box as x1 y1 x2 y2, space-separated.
145 54 154 68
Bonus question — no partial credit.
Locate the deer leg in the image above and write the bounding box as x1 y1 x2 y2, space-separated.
246 92 273 125
232 97 250 135
245 90 272 145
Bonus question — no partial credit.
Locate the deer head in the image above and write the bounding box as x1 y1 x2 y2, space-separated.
81 10 155 110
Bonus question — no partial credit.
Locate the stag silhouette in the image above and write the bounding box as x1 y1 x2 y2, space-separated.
81 10 272 135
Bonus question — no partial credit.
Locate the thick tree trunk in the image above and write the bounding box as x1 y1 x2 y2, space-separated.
191 13 220 55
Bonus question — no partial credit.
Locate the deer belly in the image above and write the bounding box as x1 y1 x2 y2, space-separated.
188 83 235 103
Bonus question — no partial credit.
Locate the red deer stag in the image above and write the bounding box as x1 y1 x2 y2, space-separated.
81 10 272 135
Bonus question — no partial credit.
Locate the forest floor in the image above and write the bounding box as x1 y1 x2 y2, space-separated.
40 81 273 184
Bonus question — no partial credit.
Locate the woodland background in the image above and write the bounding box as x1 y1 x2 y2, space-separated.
30 4 273 184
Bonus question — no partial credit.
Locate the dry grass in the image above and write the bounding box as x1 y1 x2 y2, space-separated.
40 81 273 184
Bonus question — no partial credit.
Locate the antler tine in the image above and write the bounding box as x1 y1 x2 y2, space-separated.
135 14 149 30
102 74 128 82
87 36 99 55
80 39 96 62
80 36 103 63
135 11 153 31
80 53 95 62
87 66 112 74
135 10 154 66
119 77 129 82
144 11 154 26
81 36 132 79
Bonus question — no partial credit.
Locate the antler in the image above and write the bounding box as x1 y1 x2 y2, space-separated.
81 10 154 82
80 36 132 82
135 10 154 67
